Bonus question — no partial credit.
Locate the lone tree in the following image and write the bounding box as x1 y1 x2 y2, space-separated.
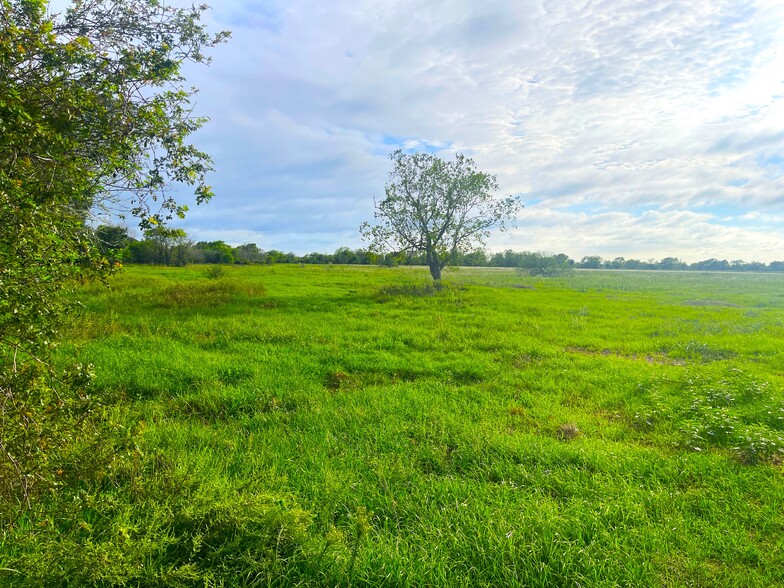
362 150 522 281
0 0 227 511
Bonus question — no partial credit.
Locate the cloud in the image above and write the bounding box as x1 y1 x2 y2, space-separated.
493 205 784 262
86 0 784 259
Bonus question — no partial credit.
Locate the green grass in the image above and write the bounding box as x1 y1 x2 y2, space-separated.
3 265 784 586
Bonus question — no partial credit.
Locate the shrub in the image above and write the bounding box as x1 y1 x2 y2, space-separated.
202 266 228 280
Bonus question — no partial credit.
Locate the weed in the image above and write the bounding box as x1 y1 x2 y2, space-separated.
347 506 373 582
678 339 736 362
202 266 228 280
556 423 581 440
159 279 265 308
325 370 351 391
161 281 236 307
216 365 254 386
637 368 784 464
733 425 784 464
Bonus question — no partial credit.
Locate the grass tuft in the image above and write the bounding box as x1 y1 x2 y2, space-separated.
556 423 581 440
159 279 265 308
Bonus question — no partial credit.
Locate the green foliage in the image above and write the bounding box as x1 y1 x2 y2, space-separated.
579 255 604 269
489 250 574 275
7 466 314 586
158 279 263 309
0 0 226 523
635 368 784 464
118 243 784 272
0 361 96 514
140 226 191 266
232 243 265 264
202 265 228 280
193 241 235 264
376 280 453 298
94 225 132 263
362 150 522 281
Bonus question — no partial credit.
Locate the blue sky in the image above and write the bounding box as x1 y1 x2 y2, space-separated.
67 0 784 261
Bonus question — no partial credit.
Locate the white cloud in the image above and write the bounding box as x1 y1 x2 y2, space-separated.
492 205 784 262
121 0 784 259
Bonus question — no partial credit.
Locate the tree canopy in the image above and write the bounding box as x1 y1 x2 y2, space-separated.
362 150 522 280
0 0 227 511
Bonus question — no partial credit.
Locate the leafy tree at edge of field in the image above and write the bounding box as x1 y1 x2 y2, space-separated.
361 149 522 281
0 0 228 517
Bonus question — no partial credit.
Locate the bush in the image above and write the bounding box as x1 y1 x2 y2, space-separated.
0 363 94 516
201 266 228 280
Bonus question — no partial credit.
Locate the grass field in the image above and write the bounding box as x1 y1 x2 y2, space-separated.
4 264 784 586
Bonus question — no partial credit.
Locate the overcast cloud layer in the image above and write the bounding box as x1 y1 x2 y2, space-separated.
125 1 784 260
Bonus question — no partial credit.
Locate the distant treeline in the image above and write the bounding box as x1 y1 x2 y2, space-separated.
95 225 784 273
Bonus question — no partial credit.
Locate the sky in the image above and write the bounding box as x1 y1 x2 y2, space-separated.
60 0 784 262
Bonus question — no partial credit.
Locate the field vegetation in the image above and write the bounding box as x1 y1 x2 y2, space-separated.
3 264 783 586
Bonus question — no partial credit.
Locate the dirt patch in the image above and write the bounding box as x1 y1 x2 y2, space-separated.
510 284 536 290
642 355 686 366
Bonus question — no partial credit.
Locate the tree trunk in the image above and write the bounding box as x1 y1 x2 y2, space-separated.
428 260 442 281
425 247 442 281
